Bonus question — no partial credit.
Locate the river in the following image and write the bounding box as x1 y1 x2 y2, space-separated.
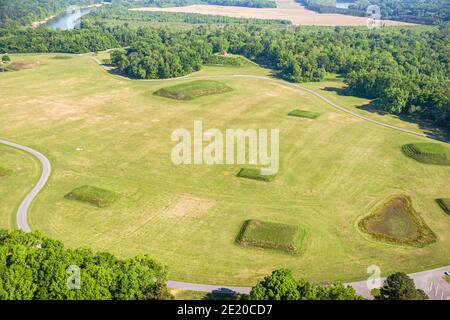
45 7 95 30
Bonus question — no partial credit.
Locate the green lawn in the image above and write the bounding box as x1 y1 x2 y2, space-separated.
153 80 233 100
0 53 449 286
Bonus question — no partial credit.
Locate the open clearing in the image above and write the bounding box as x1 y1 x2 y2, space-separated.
0 53 449 285
131 1 416 27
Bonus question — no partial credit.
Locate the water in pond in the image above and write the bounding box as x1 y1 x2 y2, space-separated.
45 7 94 30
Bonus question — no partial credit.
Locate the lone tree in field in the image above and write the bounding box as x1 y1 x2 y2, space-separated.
1 55 11 63
376 272 428 300
249 269 363 300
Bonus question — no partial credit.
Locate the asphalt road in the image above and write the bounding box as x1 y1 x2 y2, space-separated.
1 60 448 299
0 139 51 232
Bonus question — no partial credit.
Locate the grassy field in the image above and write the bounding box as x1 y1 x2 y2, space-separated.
0 53 449 286
237 168 276 182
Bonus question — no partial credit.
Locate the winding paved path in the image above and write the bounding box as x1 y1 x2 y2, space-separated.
0 139 51 232
1 57 448 299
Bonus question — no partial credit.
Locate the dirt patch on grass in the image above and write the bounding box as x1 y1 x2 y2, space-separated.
358 195 436 247
327 112 361 123
8 61 45 70
132 4 416 26
163 195 215 218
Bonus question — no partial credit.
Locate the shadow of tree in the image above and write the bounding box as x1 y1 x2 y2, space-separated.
320 87 450 143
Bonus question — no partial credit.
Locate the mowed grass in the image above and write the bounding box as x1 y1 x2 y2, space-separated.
288 109 321 119
237 168 276 182
0 166 11 176
153 80 232 100
236 219 302 254
402 143 450 166
65 185 120 208
359 196 436 247
436 199 450 215
0 53 449 286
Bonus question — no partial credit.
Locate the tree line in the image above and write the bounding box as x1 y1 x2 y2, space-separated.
0 0 103 27
1 230 427 300
0 22 448 129
298 0 450 25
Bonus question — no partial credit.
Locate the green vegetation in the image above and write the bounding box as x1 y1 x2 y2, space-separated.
237 168 276 182
114 0 277 8
376 272 428 300
288 109 321 119
1 54 10 63
445 276 450 284
154 80 232 100
64 185 120 208
249 269 363 300
436 199 450 215
402 143 450 166
358 196 436 247
83 8 290 27
299 0 449 25
0 167 10 177
205 54 245 67
0 54 449 285
236 220 302 254
0 0 103 27
0 230 172 300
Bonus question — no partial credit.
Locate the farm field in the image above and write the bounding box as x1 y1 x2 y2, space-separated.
131 0 416 27
0 53 449 286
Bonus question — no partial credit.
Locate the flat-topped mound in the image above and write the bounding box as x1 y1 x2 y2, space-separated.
288 109 321 119
436 199 450 215
153 80 232 100
237 168 276 182
236 219 303 254
358 196 436 247
65 185 120 208
402 143 450 165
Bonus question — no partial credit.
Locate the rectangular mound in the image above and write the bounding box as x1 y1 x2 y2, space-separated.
436 199 450 215
236 219 302 254
65 185 120 208
237 168 276 182
288 109 321 119
153 80 232 100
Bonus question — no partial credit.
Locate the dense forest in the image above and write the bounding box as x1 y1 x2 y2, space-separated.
81 6 290 27
0 16 448 129
299 0 450 25
0 230 172 300
108 0 277 9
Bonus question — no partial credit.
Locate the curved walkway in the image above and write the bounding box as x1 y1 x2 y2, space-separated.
2 58 448 299
0 139 51 232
